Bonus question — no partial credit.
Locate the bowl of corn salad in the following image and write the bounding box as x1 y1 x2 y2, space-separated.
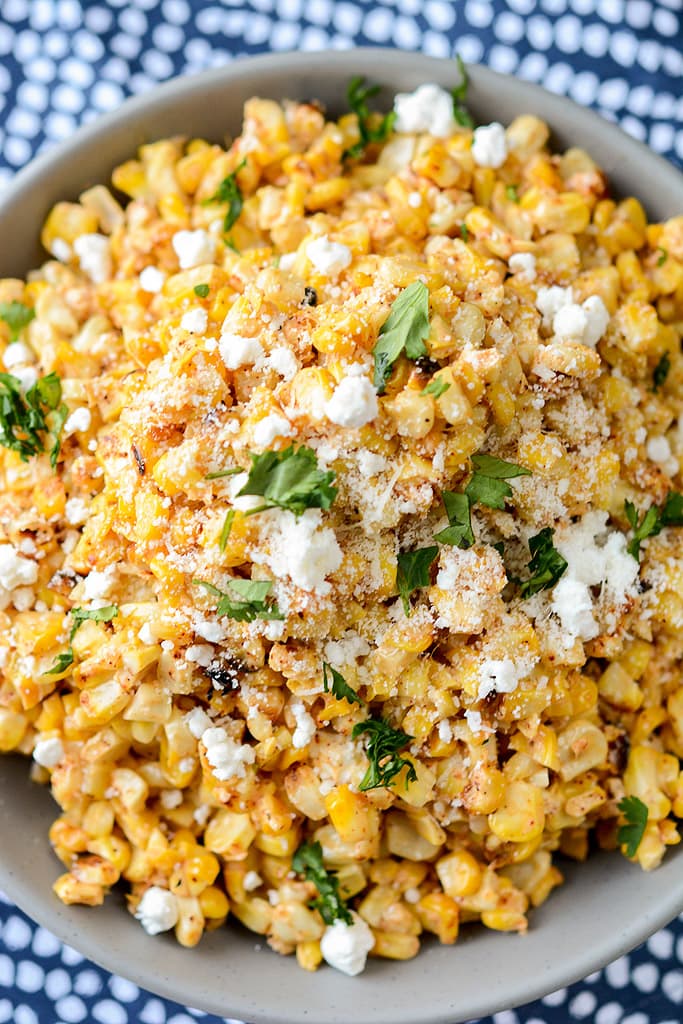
1 49 682 1024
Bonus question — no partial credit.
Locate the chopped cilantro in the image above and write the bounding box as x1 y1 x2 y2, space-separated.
396 545 438 615
219 510 235 552
323 662 364 706
465 453 531 511
652 352 670 392
518 528 568 598
451 55 474 128
193 578 283 622
0 371 68 468
617 795 648 858
237 444 337 517
506 184 519 202
344 76 396 161
372 281 430 393
203 159 247 232
205 467 242 480
657 247 668 267
352 716 417 792
292 840 352 925
44 650 75 675
460 223 469 242
194 283 210 298
625 491 683 560
45 604 118 676
434 491 474 549
421 377 450 398
0 301 35 342
661 491 683 526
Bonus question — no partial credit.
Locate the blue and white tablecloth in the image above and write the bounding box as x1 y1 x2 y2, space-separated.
0 2 682 1022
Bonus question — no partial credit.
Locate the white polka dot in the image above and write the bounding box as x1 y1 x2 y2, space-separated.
610 29 639 65
605 955 631 988
584 970 602 984
495 10 525 41
3 0 29 21
596 1003 626 1024
142 49 174 77
167 1016 197 1024
31 927 61 958
119 7 147 34
84 6 113 32
621 114 647 141
543 61 574 93
625 0 651 27
26 55 56 82
489 44 519 73
55 995 88 1023
425 0 455 29
91 81 125 111
649 928 675 960
108 977 140 1002
152 22 184 50
570 990 598 1017
466 0 494 27
2 916 32 950
393 14 421 48
492 1011 519 1024
0 1001 11 1024
45 968 72 1000
139 1000 166 1024
163 0 191 24
73 29 104 61
456 33 485 61
363 7 394 40
663 969 683 1003
333 3 361 33
653 7 678 34
30 0 56 30
15 960 45 993
61 945 84 966
57 1 82 30
53 83 86 113
60 57 95 88
542 987 568 1006
621 1015 649 1024
6 108 41 137
74 970 103 997
526 13 553 48
638 38 662 72
0 955 14 987
517 51 549 80
15 30 41 60
598 77 629 109
92 1000 128 1024
111 33 142 59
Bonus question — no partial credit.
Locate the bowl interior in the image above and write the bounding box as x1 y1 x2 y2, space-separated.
1 50 682 1024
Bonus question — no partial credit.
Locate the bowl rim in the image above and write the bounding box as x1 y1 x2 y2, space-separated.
1 47 683 1024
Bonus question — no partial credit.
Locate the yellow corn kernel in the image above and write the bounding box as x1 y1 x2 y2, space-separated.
82 801 115 838
436 849 483 898
204 810 256 859
481 909 527 932
0 709 27 751
199 885 230 919
254 827 300 858
324 785 380 845
231 897 272 935
488 781 545 843
174 895 204 948
53 873 104 906
415 892 459 944
598 662 643 711
557 720 608 781
296 940 322 972
371 930 420 961
86 835 131 874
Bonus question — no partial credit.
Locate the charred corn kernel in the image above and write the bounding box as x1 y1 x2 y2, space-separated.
488 782 545 843
436 849 483 898
53 873 104 906
231 897 272 935
371 931 420 961
415 892 459 944
557 721 609 781
598 662 643 711
481 909 527 932
204 810 256 859
86 835 131 874
174 895 204 947
324 785 380 845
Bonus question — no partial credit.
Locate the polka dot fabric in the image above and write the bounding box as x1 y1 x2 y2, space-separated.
0 1 682 1022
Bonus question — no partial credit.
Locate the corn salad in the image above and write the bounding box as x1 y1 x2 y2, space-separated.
1 81 682 976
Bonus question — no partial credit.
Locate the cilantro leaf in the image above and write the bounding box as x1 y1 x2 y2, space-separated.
0 371 67 468
205 467 242 480
518 528 568 598
352 716 417 792
194 578 283 622
203 159 247 232
219 510 235 552
0 301 35 342
237 444 337 517
421 377 450 398
451 55 474 128
44 605 118 676
373 281 430 393
292 840 352 925
460 223 469 242
344 76 396 161
506 184 519 202
323 662 364 706
617 795 648 858
465 453 531 511
625 500 661 560
194 283 210 298
661 491 683 526
396 545 438 615
434 491 474 549
657 248 668 267
652 352 670 392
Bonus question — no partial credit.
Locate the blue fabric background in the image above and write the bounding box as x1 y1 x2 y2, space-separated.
0 2 682 1022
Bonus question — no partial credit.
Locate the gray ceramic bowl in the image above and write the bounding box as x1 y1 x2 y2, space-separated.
1 49 682 1024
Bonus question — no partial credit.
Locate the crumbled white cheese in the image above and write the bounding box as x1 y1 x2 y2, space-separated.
64 497 89 525
536 286 609 348
464 709 483 734
471 122 508 168
0 544 38 593
226 472 266 512
139 266 166 293
403 887 421 904
172 229 216 269
186 644 214 667
63 407 91 434
193 804 211 826
50 237 72 262
262 345 298 381
73 233 112 284
306 235 352 277
259 509 343 595
550 577 598 641
323 631 371 669
243 870 263 892
393 83 456 138
325 373 378 429
320 912 375 976
535 285 573 327
185 707 213 739
290 701 317 749
477 658 528 700
82 566 115 601
408 191 422 208
219 332 264 370
180 308 208 334
194 618 227 643
3 342 34 369
12 586 35 612
646 435 678 475
201 726 256 781
160 789 183 809
356 450 387 477
278 252 297 270
32 736 64 769
437 719 453 743
135 886 179 935
12 366 38 392
253 414 293 447
508 252 536 281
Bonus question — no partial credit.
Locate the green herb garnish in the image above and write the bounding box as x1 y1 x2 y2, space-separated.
506 184 519 202
434 491 474 549
344 76 396 161
292 840 352 925
652 352 670 392
0 301 35 342
396 545 438 616
205 467 242 480
422 377 450 398
352 716 417 792
0 371 68 468
45 604 119 675
451 55 474 128
617 795 648 858
625 491 683 560
518 528 568 598
657 248 668 267
194 578 283 622
194 283 210 298
237 444 337 517
219 510 235 552
323 662 364 706
465 453 531 511
460 223 469 242
372 281 430 393
203 159 247 232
